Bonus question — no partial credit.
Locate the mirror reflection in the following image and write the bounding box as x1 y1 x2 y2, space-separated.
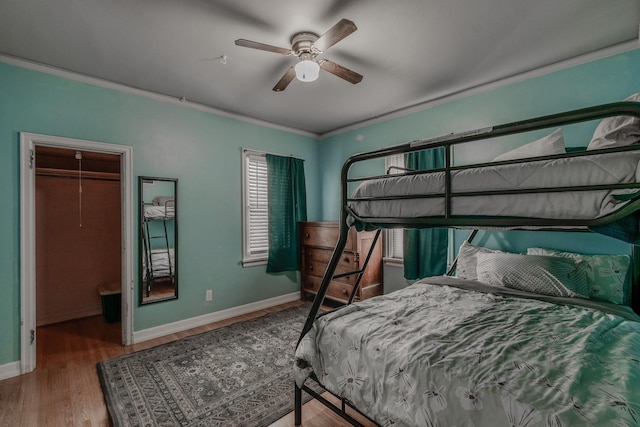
139 177 177 304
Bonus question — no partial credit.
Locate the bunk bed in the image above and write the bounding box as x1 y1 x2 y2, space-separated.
141 197 175 297
293 97 640 427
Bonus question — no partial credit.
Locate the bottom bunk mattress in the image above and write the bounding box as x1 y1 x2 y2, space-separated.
294 277 640 427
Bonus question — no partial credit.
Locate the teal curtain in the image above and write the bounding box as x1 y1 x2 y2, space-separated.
403 147 448 280
265 154 307 273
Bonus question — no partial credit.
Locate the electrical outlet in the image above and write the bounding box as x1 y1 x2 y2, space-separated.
205 290 213 301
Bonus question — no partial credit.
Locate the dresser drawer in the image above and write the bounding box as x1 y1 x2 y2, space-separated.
300 223 354 251
302 275 356 302
303 247 357 268
305 260 359 285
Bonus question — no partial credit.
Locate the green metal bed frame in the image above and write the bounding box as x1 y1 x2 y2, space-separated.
294 100 640 427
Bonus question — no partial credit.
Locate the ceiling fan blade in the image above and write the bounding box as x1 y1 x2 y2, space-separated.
313 18 357 52
273 67 296 92
319 60 363 84
235 39 293 56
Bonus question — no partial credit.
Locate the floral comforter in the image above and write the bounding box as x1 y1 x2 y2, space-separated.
294 277 640 426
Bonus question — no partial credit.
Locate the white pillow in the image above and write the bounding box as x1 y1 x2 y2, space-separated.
476 252 589 298
587 93 640 150
455 241 506 280
527 247 630 305
493 128 565 162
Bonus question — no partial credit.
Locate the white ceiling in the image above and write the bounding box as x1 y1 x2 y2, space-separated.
0 0 638 136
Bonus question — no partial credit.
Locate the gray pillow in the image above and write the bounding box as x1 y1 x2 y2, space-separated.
527 247 630 305
476 252 589 298
587 93 640 150
455 241 507 280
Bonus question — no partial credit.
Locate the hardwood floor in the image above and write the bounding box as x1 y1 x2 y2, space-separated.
0 301 373 427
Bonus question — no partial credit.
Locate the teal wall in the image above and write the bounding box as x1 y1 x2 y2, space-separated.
0 61 321 365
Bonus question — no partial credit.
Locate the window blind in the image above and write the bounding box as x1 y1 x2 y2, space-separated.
245 153 269 257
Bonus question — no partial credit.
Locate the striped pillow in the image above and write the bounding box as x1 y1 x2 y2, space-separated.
476 252 589 298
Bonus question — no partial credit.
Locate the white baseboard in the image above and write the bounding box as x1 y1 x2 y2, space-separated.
132 292 301 344
0 361 21 381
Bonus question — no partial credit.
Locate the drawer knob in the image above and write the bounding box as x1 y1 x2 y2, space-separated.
309 265 313 270
343 257 350 263
342 289 348 296
305 233 310 238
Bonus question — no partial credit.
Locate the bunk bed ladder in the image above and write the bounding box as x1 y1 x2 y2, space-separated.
298 226 349 346
295 221 352 426
340 229 382 305
142 210 173 297
298 228 382 343
295 226 382 426
142 219 154 297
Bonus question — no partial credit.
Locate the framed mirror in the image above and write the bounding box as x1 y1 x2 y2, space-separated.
139 176 178 304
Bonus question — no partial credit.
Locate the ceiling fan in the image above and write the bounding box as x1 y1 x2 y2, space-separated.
235 18 363 92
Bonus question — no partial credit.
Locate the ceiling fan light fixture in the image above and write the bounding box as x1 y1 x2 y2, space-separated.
236 20 361 91
294 59 320 82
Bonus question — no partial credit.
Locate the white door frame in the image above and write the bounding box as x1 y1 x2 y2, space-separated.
20 132 134 373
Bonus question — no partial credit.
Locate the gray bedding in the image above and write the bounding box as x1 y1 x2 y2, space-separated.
294 277 640 426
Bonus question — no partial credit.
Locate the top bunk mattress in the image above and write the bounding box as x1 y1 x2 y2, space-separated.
144 204 175 220
349 150 640 224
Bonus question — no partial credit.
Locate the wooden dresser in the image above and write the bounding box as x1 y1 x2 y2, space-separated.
299 221 383 303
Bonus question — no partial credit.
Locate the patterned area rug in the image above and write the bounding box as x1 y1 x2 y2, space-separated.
97 305 319 427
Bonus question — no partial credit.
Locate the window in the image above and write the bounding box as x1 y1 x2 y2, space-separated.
385 154 404 260
242 149 268 266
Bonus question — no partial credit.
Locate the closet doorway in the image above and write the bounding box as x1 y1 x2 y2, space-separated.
20 133 134 374
36 146 121 326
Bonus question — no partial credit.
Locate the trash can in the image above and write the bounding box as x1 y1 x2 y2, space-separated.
98 282 121 323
